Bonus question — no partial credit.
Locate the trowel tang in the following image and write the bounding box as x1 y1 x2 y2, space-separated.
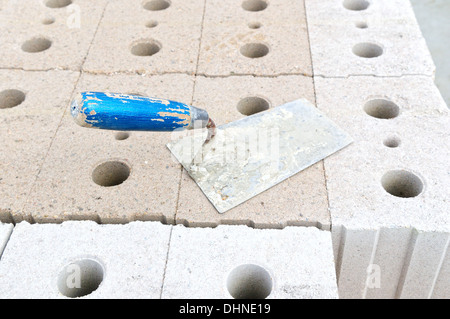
70 91 214 134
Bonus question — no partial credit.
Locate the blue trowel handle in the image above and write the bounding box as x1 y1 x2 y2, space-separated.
70 92 211 132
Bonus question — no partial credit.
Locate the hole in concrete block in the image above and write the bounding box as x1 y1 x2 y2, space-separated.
248 21 262 29
130 40 161 57
45 0 72 8
240 43 269 58
227 264 273 299
143 0 171 11
42 17 56 25
0 89 26 109
237 96 270 115
242 0 268 12
92 160 130 187
383 136 401 148
352 42 383 58
57 259 104 298
381 170 423 198
21 37 52 53
115 132 130 141
146 20 158 28
343 0 370 11
355 21 368 29
364 99 400 119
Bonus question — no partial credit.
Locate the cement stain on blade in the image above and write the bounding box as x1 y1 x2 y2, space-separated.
167 99 353 213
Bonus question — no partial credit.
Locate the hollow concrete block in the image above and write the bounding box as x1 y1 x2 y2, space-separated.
315 75 450 298
197 0 312 76
0 221 172 298
83 0 205 74
0 70 79 223
161 225 338 299
22 73 195 224
305 0 435 77
0 223 13 258
306 0 426 26
175 75 331 230
0 0 108 71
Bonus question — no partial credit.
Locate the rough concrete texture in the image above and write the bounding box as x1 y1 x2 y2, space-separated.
0 221 337 299
198 0 312 76
333 226 449 299
0 70 79 223
175 75 331 230
0 223 13 257
23 73 195 224
315 75 450 298
161 225 338 298
83 0 205 74
316 75 449 232
0 0 108 71
0 0 448 300
0 221 171 298
305 0 435 77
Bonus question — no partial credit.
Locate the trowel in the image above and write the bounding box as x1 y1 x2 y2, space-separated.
71 92 352 213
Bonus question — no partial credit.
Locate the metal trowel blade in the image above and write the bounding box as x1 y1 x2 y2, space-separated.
167 99 352 214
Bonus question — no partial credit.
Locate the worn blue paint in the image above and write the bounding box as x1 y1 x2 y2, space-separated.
75 92 193 131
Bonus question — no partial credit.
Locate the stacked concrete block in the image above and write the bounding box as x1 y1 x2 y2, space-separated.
0 221 337 299
23 73 195 224
0 0 108 71
0 70 79 223
305 0 435 77
0 221 172 298
198 0 312 76
304 0 449 298
83 0 205 74
159 224 337 299
175 75 331 229
315 76 450 299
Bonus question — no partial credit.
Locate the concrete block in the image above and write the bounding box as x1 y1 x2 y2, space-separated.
334 226 449 299
83 0 204 74
161 225 338 299
0 0 108 71
22 73 195 224
305 0 435 77
0 223 13 258
398 231 449 299
306 0 426 26
175 75 331 230
316 75 450 232
0 221 171 298
0 69 79 223
315 75 450 298
197 0 312 76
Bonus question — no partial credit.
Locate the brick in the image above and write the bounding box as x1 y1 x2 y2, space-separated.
0 221 171 298
83 0 205 74
0 0 108 71
0 70 79 222
161 225 338 298
316 75 450 232
315 75 450 298
197 0 312 76
23 73 194 224
305 0 435 77
306 0 425 25
175 75 331 229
